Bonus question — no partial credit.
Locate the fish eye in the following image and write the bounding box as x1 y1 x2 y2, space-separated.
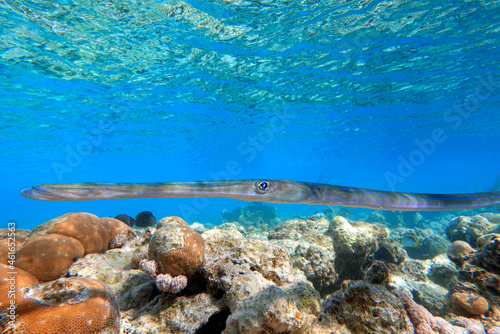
256 180 271 192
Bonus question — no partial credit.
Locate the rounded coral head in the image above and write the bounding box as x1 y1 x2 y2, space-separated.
451 291 489 316
149 216 204 276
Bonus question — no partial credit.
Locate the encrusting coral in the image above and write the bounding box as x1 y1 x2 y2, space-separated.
269 217 337 293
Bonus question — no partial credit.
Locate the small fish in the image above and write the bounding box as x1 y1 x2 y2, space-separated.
400 235 420 248
20 173 500 212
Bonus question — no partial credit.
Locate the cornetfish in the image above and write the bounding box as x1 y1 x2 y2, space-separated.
21 176 500 211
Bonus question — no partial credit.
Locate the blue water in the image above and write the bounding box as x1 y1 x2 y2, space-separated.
1 0 499 230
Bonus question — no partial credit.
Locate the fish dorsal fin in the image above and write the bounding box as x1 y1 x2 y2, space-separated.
317 167 335 185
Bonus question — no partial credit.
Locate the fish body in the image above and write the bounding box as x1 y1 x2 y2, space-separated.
21 178 500 211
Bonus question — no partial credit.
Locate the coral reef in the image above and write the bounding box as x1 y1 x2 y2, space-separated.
221 202 279 227
473 233 500 274
446 215 495 247
6 211 500 333
202 228 319 333
482 213 500 225
365 261 389 284
366 210 428 229
29 212 130 254
224 284 312 334
427 254 459 288
446 217 500 331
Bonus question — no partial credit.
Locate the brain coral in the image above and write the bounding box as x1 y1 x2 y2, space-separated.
451 291 489 315
149 216 204 276
15 234 85 282
4 277 119 334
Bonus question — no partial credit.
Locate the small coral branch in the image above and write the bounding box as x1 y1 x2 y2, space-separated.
138 259 159 276
156 274 188 293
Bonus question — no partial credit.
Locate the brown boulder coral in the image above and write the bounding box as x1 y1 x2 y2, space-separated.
14 212 131 282
2 276 119 334
0 228 29 265
30 212 131 254
149 216 204 276
15 234 85 282
451 291 489 316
